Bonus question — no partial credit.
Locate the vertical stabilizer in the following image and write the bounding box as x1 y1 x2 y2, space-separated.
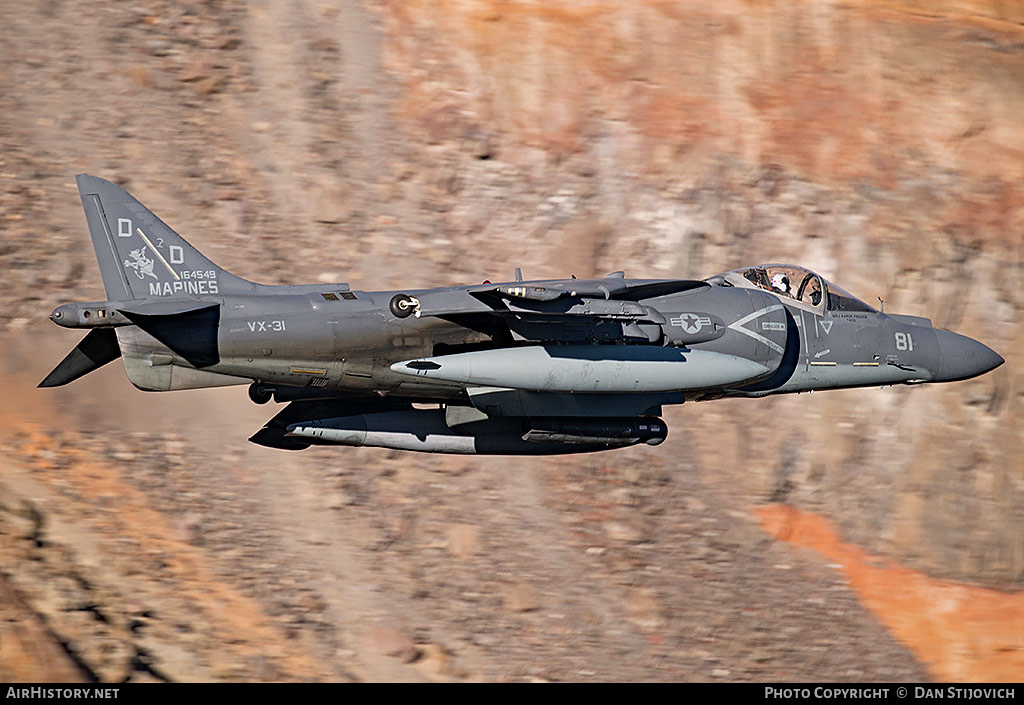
76 174 256 300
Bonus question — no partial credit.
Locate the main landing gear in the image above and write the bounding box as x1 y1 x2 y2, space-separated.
248 382 275 405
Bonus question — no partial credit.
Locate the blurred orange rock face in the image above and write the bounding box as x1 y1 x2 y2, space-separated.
382 0 1024 240
756 504 1024 683
0 578 86 682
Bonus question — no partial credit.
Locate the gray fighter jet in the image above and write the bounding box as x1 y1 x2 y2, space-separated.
41 175 1004 454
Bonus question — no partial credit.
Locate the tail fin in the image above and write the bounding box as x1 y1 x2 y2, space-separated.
76 174 256 300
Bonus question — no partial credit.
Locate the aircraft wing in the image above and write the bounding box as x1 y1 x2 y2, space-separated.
411 278 708 344
415 277 708 316
249 395 414 450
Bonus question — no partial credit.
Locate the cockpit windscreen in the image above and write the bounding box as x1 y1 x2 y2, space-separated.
737 265 824 308
729 264 875 313
824 281 876 312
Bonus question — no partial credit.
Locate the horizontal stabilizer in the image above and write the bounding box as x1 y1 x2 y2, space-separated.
118 299 220 317
38 328 121 387
118 302 220 368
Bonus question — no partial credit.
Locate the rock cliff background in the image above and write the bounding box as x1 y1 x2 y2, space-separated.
0 0 1020 682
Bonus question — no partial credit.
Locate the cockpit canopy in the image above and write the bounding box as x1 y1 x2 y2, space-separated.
717 264 876 313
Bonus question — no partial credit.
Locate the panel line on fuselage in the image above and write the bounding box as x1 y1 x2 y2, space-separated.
727 303 785 355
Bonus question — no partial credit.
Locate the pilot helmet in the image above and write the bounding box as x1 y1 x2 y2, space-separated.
771 272 790 292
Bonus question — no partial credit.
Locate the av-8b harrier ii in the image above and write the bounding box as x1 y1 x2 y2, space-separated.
41 175 1003 454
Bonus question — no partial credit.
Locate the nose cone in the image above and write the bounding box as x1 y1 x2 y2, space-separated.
933 329 1004 382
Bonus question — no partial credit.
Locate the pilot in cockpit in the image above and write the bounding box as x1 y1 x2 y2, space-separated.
804 278 822 306
770 272 791 296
